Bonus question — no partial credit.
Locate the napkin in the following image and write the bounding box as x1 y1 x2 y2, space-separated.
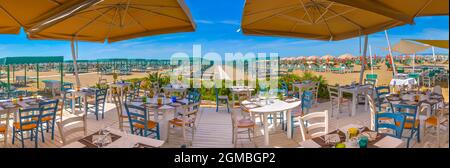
299 140 321 148
374 136 403 148
323 134 341 143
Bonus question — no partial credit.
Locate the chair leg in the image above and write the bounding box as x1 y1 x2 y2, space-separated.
216 100 219 112
35 129 39 148
12 129 15 144
156 124 160 140
417 127 421 143
40 124 45 143
20 132 25 148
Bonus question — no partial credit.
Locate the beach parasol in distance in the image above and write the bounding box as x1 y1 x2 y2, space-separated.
338 53 354 60
24 0 196 88
321 54 334 60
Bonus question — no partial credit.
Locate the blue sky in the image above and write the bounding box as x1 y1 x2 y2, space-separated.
0 0 448 60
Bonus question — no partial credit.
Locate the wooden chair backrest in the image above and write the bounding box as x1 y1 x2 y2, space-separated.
56 115 87 145
299 110 329 142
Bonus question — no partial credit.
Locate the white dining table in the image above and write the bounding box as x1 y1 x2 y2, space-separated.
389 78 417 90
108 82 131 102
338 85 372 116
62 128 165 148
247 99 301 147
67 88 96 115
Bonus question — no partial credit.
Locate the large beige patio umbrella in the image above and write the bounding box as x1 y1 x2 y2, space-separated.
409 39 449 49
26 0 196 88
391 40 431 72
241 0 448 84
0 0 98 34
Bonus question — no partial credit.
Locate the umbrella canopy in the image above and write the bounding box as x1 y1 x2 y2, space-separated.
295 56 306 60
241 0 448 41
27 0 196 43
307 55 319 60
0 0 100 34
409 39 449 49
391 40 430 54
321 54 334 60
338 53 354 59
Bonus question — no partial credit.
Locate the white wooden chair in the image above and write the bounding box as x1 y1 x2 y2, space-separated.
298 110 329 142
328 85 351 118
0 111 11 145
231 109 256 148
112 93 128 131
167 102 200 147
56 115 87 145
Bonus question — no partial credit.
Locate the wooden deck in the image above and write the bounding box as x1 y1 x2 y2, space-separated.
1 101 448 148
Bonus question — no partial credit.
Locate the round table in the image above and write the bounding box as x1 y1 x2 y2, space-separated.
243 98 301 146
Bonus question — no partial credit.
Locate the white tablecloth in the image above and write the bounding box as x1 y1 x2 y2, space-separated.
389 78 417 87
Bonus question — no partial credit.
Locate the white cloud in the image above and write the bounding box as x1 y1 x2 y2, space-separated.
196 19 214 24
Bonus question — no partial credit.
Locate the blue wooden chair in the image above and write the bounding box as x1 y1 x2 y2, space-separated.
375 86 392 112
124 103 160 139
393 104 420 148
86 88 108 120
375 112 406 139
284 91 313 137
126 81 142 101
214 86 229 113
12 107 42 148
37 99 59 141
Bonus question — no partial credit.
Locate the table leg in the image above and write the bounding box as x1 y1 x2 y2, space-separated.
71 93 76 114
84 95 89 116
364 90 369 111
232 93 235 109
338 90 342 114
159 109 174 141
287 110 292 139
351 92 357 116
263 113 269 147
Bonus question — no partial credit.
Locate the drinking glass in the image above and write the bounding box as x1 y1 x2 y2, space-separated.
358 136 369 148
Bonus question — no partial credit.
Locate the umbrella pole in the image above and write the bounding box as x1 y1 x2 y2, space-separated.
432 46 436 65
358 35 369 85
369 45 373 74
385 30 396 76
413 53 416 72
71 40 81 88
